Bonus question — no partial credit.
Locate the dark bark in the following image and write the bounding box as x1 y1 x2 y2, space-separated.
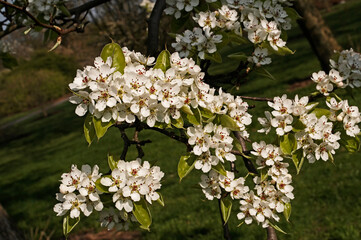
0 204 24 240
147 0 166 57
267 226 278 240
295 0 342 72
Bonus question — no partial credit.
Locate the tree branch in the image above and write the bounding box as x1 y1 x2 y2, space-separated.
233 131 258 174
119 128 130 160
141 122 191 151
240 96 273 102
267 226 278 240
68 0 110 16
147 0 166 56
218 199 231 240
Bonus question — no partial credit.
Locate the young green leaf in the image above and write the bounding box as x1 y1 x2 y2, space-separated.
178 154 197 181
283 202 291 222
220 197 232 224
84 114 96 146
219 115 240 131
291 148 304 174
107 154 118 170
205 52 222 63
292 118 306 132
227 52 248 62
280 133 297 155
156 192 165 207
268 222 287 234
212 162 227 176
186 107 202 126
133 198 152 230
154 50 171 72
340 135 360 153
92 117 115 140
63 216 80 238
181 105 194 116
101 42 126 74
171 116 184 129
311 108 331 118
95 177 110 193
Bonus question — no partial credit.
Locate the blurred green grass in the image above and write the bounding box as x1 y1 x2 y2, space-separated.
1 1 361 239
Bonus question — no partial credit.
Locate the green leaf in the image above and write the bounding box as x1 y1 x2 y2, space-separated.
107 154 118 170
205 52 222 63
227 52 248 62
154 50 171 72
284 7 302 21
340 135 360 153
101 42 126 74
212 163 227 176
228 32 248 45
156 192 165 207
186 107 202 126
219 115 240 131
283 202 292 222
178 154 197 181
220 197 232 224
199 107 214 119
133 198 152 230
292 118 306 132
153 121 170 129
57 4 71 17
170 13 191 32
84 114 96 146
280 133 297 155
63 216 80 238
291 148 304 174
181 105 193 116
92 117 115 140
95 177 110 193
171 116 184 129
260 168 268 182
269 222 287 234
311 108 330 118
260 41 294 56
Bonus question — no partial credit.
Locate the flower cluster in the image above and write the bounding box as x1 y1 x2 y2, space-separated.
235 142 293 228
187 123 236 172
165 0 217 19
326 98 360 137
312 49 361 95
54 165 103 218
166 0 292 63
101 158 164 212
199 170 249 201
330 48 361 88
258 94 344 162
54 159 164 231
69 47 252 139
171 27 223 59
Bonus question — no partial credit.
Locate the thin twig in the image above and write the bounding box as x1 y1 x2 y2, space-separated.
0 0 77 36
239 96 273 102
